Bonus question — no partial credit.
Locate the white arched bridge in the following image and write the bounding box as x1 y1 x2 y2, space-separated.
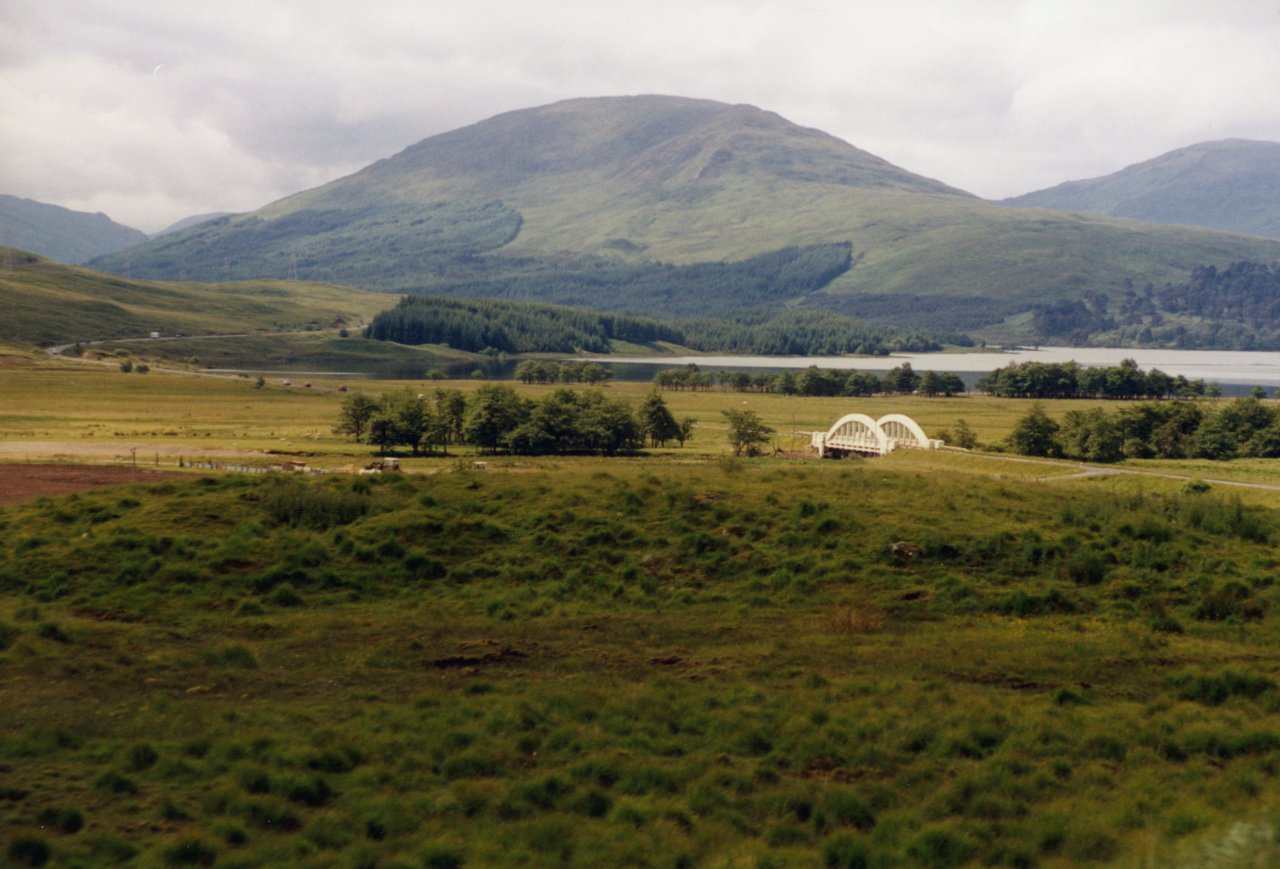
810 412 941 458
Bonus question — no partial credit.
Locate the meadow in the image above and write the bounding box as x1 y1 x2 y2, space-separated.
0 355 1150 467
2 356 1280 867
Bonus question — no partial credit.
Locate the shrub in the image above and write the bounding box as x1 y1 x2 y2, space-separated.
1174 671 1276 706
265 584 304 607
7 836 50 867
205 645 257 668
262 480 368 530
242 797 301 831
94 771 139 795
822 833 870 869
908 826 977 867
86 834 139 863
161 838 218 867
1065 550 1108 585
36 807 83 833
35 622 71 643
283 775 332 807
825 791 875 830
442 752 500 780
1193 582 1266 621
127 743 159 771
570 788 613 818
420 846 464 869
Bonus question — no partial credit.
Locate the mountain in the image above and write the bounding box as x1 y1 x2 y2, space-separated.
89 97 1280 338
0 194 148 263
152 211 236 238
1001 140 1280 239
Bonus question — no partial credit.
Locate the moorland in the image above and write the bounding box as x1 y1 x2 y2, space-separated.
2 344 1279 867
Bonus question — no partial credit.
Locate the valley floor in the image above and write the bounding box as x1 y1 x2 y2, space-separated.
2 357 1279 867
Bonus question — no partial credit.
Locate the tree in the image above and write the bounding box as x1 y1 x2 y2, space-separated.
638 392 681 447
434 388 468 447
722 409 774 457
677 418 696 448
463 385 529 454
335 393 382 443
919 370 965 397
1058 408 1124 463
1008 404 1061 457
882 363 920 394
950 419 978 449
381 389 432 456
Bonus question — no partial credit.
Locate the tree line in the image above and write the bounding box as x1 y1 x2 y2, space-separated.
336 387 694 457
654 362 965 397
975 359 1218 400
365 294 952 357
365 296 679 354
1006 397 1280 462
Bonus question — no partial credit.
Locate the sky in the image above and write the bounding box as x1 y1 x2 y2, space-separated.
2 0 1278 234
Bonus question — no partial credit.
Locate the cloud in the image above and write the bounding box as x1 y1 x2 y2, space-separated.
1 0 1277 232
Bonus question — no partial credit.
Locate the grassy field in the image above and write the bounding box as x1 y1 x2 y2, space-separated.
3 358 1280 866
89 334 482 381
0 354 1162 466
1 452 1279 867
0 251 390 347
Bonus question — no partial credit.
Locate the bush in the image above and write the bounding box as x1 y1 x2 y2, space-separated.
825 791 875 830
94 771 139 795
822 833 870 869
265 584 304 607
205 645 258 668
262 480 368 529
7 836 50 867
162 838 218 867
36 807 83 833
1174 671 1276 706
35 622 71 644
908 826 977 867
1065 550 1108 585
127 743 159 771
283 775 332 807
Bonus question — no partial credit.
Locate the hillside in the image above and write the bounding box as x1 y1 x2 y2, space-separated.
0 248 389 346
152 211 236 238
89 97 1280 337
1001 140 1280 239
0 194 147 263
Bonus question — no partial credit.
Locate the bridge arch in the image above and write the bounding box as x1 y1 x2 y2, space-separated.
876 414 932 450
811 412 937 457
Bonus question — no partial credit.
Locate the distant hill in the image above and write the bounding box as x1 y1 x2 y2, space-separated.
0 194 148 263
90 97 1280 341
0 248 389 346
152 211 236 238
1001 140 1280 239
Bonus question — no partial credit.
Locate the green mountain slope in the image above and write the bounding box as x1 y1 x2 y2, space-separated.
0 194 148 263
0 248 389 346
1001 140 1280 239
151 211 236 238
89 97 1280 336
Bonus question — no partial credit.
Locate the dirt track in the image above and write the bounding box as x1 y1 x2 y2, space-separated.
0 463 186 505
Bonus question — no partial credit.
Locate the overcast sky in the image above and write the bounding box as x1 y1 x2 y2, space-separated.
3 0 1278 233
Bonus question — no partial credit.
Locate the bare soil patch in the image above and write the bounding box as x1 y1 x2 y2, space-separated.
0 463 186 505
